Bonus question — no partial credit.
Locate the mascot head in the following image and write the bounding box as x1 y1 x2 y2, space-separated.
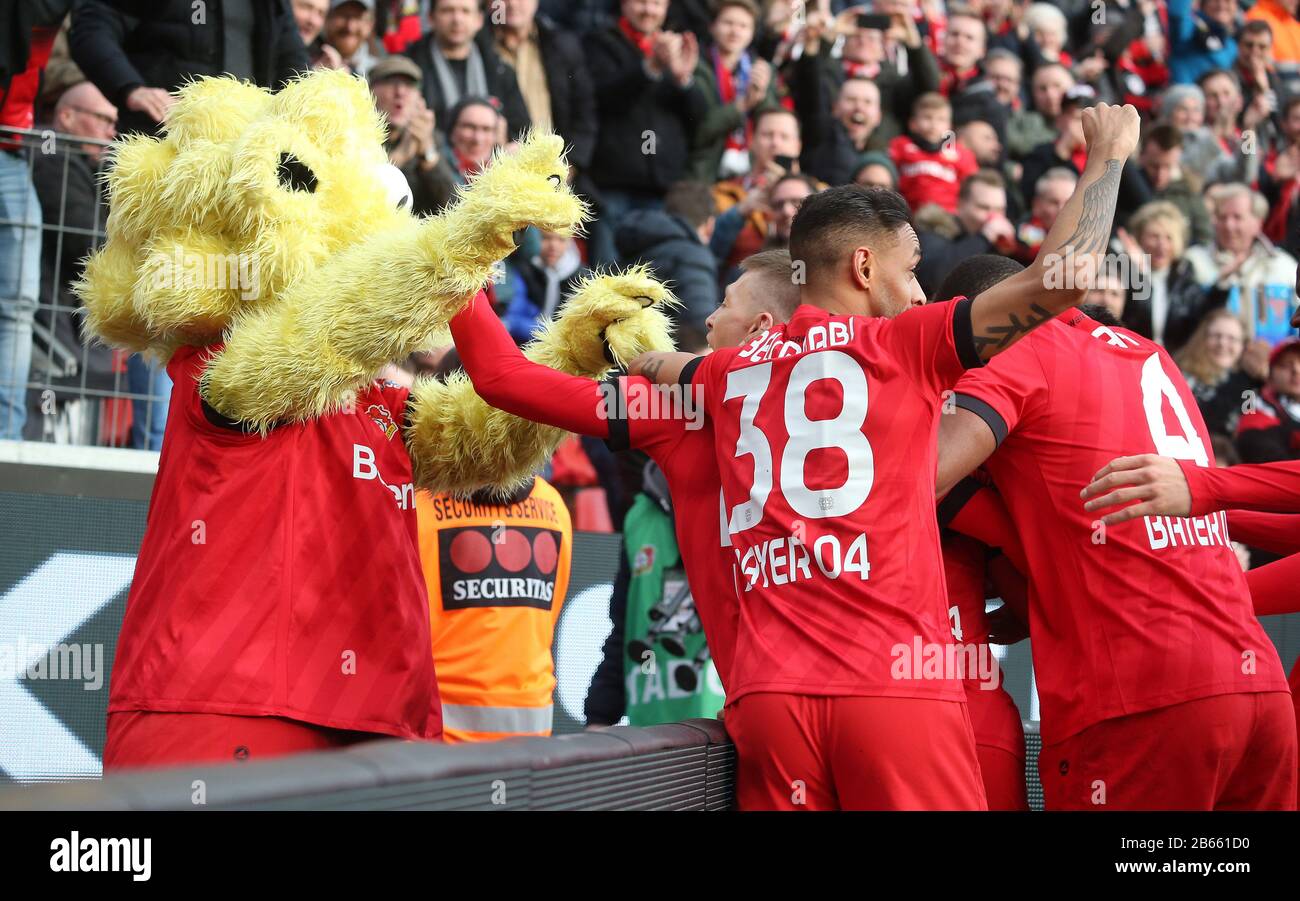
77 69 586 356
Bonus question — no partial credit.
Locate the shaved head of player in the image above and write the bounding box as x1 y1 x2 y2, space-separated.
706 249 802 350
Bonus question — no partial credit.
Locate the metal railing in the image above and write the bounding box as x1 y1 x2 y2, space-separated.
0 719 738 811
0 125 168 449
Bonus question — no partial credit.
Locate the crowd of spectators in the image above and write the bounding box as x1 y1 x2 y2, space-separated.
3 0 1300 492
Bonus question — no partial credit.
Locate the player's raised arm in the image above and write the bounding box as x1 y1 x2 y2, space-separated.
627 351 703 386
964 102 1141 361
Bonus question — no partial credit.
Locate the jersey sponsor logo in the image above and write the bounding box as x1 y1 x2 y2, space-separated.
352 443 415 509
1143 510 1232 551
439 525 562 611
734 532 869 591
365 403 398 440
900 159 959 182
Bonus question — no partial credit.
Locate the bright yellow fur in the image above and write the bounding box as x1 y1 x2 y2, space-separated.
407 267 679 495
74 70 679 493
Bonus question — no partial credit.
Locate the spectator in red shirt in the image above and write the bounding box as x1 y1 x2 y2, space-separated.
889 92 978 213
1237 338 1300 462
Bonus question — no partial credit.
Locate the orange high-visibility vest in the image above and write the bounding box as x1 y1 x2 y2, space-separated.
416 477 572 742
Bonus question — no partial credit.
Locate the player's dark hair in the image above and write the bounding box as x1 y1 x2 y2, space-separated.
934 253 1024 302
1078 303 1123 327
789 185 913 285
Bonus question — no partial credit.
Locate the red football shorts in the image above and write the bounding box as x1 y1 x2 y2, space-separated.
103 711 388 771
966 681 1028 811
1291 657 1300 808
723 692 988 810
1038 691 1297 810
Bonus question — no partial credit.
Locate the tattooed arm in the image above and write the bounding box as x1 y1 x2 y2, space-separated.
627 351 701 385
965 103 1142 362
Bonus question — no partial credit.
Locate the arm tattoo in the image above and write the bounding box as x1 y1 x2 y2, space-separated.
641 356 665 382
973 303 1054 360
972 160 1122 361
1057 159 1122 258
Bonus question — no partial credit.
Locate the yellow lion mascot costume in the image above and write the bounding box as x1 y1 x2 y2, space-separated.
81 70 676 769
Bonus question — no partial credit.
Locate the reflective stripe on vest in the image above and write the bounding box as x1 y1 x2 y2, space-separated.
440 703 554 734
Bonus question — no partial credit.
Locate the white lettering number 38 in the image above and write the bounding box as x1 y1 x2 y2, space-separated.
724 351 875 533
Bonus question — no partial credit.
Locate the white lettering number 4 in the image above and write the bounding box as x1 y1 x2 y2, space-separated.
724 351 876 532
1140 353 1208 466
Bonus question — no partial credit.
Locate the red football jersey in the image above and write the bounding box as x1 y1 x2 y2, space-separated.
686 299 982 703
1182 458 1300 516
610 381 739 687
889 134 978 214
941 532 991 672
448 295 739 686
109 344 441 740
954 310 1290 744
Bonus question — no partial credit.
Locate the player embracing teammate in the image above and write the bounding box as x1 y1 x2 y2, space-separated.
631 103 1144 809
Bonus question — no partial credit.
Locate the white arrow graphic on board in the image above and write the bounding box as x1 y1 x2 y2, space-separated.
0 552 136 781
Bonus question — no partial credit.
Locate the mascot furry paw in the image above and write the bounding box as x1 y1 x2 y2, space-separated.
409 265 678 495
75 70 603 765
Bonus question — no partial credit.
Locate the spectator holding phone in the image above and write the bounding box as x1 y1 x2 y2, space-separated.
711 107 804 266
796 5 940 151
709 171 817 285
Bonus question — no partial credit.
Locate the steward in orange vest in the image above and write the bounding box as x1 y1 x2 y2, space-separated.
416 476 572 742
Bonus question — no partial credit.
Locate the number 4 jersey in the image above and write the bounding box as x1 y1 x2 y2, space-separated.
682 299 983 704
953 309 1290 744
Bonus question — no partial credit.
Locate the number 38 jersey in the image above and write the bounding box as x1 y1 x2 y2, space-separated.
954 309 1290 744
684 299 983 704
